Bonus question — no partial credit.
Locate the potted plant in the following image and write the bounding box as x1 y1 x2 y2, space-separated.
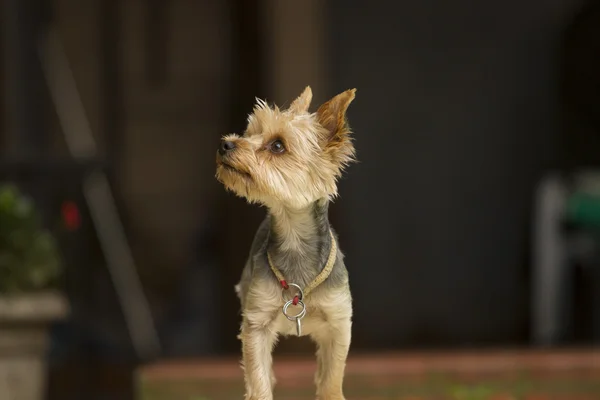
0 183 68 399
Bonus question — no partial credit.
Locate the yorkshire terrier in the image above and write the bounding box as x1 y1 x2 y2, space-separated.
216 86 357 400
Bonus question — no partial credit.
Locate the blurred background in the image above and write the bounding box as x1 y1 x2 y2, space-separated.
1 0 600 399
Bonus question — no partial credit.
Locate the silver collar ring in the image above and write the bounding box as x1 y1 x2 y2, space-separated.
281 282 304 302
282 299 306 321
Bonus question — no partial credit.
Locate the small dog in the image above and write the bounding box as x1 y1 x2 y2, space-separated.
216 86 357 400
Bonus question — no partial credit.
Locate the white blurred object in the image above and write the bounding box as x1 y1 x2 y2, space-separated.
531 172 569 346
531 170 600 346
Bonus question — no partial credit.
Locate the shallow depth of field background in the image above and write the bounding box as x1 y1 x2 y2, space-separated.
2 0 600 399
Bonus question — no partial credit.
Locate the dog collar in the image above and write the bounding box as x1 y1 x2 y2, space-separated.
267 229 337 335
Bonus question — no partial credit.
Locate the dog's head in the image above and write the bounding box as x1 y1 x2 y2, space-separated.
216 86 357 209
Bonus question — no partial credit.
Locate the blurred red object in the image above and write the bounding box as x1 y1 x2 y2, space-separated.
61 201 81 231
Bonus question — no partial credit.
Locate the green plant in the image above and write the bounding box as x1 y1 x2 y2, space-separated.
0 184 63 293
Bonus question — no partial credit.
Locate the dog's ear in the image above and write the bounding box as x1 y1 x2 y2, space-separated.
288 86 313 114
316 89 357 165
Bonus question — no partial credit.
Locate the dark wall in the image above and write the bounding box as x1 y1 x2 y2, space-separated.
560 1 600 169
327 0 584 348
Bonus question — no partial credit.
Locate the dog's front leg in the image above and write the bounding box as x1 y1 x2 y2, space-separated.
312 299 352 400
240 320 278 400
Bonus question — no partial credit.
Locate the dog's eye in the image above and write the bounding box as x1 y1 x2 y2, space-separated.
270 140 285 154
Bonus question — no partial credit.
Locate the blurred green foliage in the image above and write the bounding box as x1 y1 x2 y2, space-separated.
0 184 63 293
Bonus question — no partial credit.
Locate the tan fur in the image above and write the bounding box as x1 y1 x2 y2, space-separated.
240 278 352 400
216 86 357 400
215 86 356 210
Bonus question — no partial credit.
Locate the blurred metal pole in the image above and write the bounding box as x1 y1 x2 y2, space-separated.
39 28 161 361
531 173 569 346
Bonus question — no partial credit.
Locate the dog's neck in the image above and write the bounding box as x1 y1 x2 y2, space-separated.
266 199 332 286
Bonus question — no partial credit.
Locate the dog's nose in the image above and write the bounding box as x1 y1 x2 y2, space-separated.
219 140 236 155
